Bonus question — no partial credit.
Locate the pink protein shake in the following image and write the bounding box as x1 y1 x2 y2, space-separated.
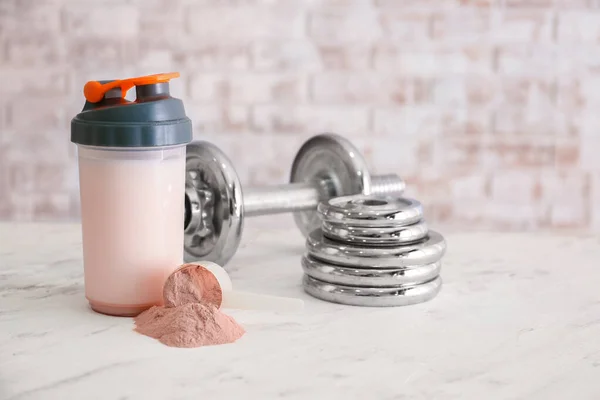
71 73 192 316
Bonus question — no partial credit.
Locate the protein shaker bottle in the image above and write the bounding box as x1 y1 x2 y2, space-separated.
70 72 192 317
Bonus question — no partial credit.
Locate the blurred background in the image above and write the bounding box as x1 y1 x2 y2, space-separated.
0 0 598 231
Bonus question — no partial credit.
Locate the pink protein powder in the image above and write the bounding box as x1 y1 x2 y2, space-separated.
134 263 245 348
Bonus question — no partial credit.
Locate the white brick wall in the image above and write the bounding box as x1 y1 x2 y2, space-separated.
1 0 600 232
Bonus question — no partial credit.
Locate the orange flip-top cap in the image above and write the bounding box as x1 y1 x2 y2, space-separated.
83 72 180 103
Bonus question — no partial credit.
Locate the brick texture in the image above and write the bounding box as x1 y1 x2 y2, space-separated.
1 0 599 232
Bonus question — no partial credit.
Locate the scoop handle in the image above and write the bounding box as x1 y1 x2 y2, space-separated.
221 290 304 312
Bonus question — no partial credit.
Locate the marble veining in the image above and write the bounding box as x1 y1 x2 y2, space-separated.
1 220 600 400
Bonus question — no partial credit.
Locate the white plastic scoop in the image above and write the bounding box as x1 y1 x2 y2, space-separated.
163 261 304 312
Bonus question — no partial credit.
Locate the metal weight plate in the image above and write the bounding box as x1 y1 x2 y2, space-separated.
321 219 429 246
303 274 442 307
184 141 244 266
290 133 372 237
306 229 447 268
318 195 424 227
302 255 441 287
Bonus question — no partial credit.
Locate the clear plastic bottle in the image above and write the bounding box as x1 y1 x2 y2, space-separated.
71 73 192 316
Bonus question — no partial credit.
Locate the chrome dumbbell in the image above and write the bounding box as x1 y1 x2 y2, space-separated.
184 133 406 265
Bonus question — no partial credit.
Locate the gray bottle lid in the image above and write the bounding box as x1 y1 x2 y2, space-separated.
71 72 192 148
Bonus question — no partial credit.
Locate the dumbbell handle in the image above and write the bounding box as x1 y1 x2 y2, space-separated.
243 174 405 217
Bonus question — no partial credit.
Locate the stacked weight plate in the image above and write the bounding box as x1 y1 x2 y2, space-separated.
301 195 447 307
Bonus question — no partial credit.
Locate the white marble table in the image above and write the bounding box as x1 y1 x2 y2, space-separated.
1 219 600 400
